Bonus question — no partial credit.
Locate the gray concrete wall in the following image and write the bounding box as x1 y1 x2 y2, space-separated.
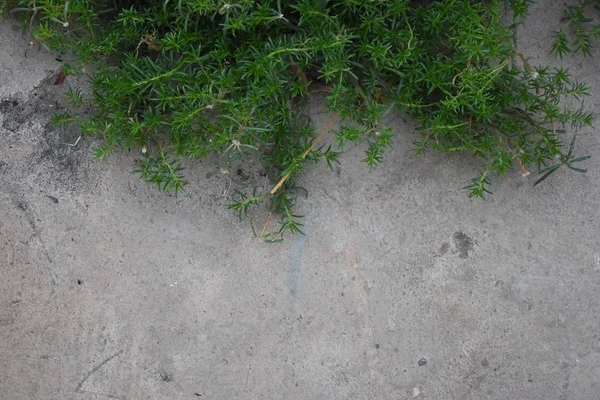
1 2 599 399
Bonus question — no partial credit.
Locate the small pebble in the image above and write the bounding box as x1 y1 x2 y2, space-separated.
413 387 421 397
375 344 380 349
418 358 427 367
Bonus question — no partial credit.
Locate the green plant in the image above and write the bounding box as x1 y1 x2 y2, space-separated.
10 0 593 240
534 135 591 186
552 0 600 57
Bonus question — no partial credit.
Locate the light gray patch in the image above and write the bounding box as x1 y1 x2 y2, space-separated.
286 220 311 299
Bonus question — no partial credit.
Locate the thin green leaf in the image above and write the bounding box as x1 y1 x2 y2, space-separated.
569 155 591 163
566 164 587 173
567 135 576 159
534 165 561 186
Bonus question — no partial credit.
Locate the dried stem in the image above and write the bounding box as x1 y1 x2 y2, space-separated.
270 113 340 194
260 211 273 238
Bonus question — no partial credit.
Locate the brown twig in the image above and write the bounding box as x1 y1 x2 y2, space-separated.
513 50 532 72
516 157 529 175
260 211 273 238
270 113 340 195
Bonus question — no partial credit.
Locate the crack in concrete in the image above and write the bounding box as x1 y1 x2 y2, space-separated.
75 349 125 398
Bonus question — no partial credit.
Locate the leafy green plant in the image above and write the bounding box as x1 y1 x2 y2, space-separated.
9 0 593 240
534 135 591 186
552 0 600 57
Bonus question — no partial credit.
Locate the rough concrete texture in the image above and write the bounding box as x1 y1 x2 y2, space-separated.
1 2 600 399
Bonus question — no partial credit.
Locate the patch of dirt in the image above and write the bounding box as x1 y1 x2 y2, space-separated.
453 231 475 259
1 72 95 192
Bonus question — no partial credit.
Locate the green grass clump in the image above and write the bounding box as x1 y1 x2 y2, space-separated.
9 0 593 240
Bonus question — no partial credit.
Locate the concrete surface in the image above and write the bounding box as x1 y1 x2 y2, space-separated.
1 2 600 399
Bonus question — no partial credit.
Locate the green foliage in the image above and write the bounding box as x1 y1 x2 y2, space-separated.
534 135 591 186
10 0 594 239
552 0 600 57
134 146 189 196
